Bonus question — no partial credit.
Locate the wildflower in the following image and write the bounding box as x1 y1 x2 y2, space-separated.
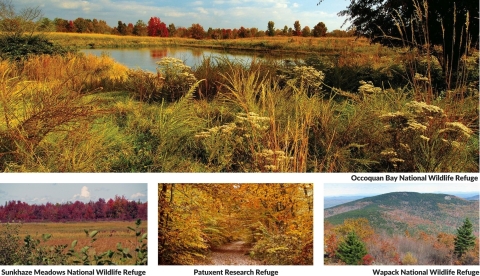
358 80 382 95
404 120 427 132
419 135 430 142
414 73 430 83
442 122 473 138
381 149 397 157
406 101 445 118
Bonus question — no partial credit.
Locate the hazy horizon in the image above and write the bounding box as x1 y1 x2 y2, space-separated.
324 183 479 197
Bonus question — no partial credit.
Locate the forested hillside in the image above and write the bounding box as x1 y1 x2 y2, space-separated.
159 184 313 265
324 192 479 265
325 192 479 235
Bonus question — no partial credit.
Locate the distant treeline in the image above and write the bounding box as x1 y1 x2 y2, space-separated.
0 196 147 222
35 16 354 39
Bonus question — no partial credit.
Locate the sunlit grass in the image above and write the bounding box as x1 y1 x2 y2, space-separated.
16 221 147 265
0 45 477 172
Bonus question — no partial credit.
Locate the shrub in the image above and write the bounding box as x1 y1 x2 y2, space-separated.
0 224 23 264
0 34 70 61
124 69 164 103
401 252 418 265
156 57 197 102
251 233 306 265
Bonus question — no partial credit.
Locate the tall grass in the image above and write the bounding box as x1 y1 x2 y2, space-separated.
0 41 477 172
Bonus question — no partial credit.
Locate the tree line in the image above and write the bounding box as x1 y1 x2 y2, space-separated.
34 16 352 39
0 196 147 222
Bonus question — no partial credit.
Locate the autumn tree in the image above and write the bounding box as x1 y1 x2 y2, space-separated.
116 20 127 35
158 184 313 265
302 26 311 37
293 20 301 36
147 16 168 37
133 20 147 36
0 0 42 38
336 231 368 265
267 21 275 36
168 23 176 37
313 22 327 37
189 23 205 39
454 218 476 259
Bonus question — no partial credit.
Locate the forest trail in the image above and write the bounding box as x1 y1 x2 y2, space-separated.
208 241 261 265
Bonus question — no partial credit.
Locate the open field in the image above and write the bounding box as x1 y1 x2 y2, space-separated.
1 221 147 265
21 221 146 250
46 32 397 61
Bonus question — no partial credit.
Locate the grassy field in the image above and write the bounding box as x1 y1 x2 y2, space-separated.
46 32 397 62
0 33 477 172
6 221 147 265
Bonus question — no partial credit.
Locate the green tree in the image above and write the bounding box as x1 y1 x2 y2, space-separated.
267 21 275 36
312 22 327 37
319 0 478 89
336 232 367 265
168 23 176 37
293 20 301 36
454 218 476 258
133 20 147 36
302 26 311 37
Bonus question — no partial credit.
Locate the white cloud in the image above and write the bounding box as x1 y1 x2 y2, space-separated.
73 186 91 200
196 7 208 15
131 192 146 199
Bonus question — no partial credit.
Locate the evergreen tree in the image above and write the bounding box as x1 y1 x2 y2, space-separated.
454 218 476 258
336 231 367 265
267 21 275 37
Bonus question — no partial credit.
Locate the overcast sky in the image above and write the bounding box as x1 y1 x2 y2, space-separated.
0 183 147 204
13 0 349 31
324 183 480 197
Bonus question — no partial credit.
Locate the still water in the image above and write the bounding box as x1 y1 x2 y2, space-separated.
81 47 278 72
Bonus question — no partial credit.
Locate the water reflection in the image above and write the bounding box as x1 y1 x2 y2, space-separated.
81 47 275 72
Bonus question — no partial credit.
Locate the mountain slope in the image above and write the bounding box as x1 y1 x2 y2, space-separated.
324 192 479 235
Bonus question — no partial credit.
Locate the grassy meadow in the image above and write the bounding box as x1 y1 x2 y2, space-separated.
0 33 478 172
46 32 388 55
0 221 147 265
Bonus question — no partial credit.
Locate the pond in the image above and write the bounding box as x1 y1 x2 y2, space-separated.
81 47 286 72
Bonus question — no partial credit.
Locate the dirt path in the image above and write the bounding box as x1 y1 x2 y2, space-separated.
208 241 261 265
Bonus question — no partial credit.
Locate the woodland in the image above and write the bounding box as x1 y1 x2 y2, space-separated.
158 184 313 265
324 193 479 265
0 196 148 222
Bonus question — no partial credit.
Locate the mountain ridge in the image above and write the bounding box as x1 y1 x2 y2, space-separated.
325 192 479 235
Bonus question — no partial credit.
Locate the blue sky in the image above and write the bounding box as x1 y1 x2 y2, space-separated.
15 0 349 31
324 183 479 197
0 183 147 204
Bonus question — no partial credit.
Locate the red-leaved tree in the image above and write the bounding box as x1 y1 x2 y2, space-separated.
147 17 169 37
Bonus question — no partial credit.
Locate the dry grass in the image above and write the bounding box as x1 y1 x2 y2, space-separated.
17 221 147 264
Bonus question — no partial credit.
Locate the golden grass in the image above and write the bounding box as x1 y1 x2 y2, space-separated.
17 221 147 264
